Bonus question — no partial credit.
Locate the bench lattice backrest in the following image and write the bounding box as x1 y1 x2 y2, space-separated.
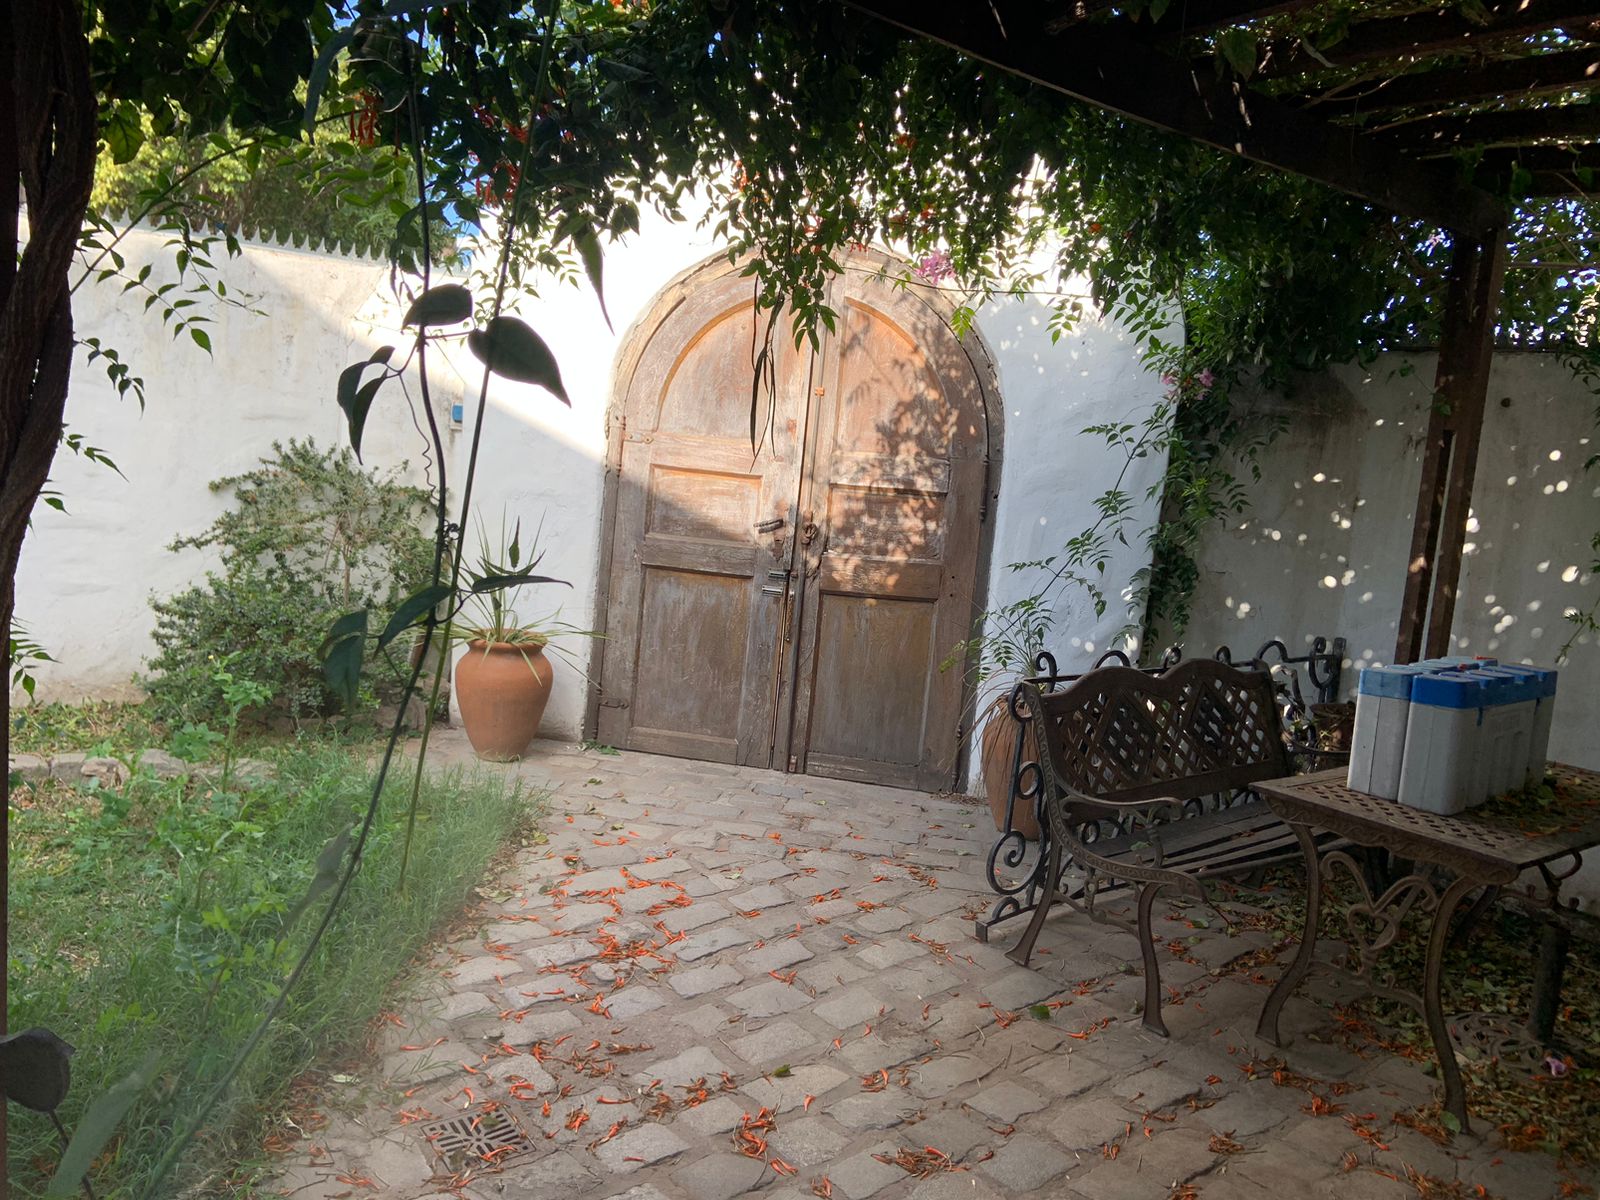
1032 658 1290 808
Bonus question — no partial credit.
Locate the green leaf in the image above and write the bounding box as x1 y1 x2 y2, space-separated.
281 824 352 933
189 327 212 353
102 102 145 164
335 346 396 460
320 609 368 710
467 317 569 404
470 572 567 594
378 583 454 649
574 226 612 332
45 1052 160 1197
1215 29 1258 79
1030 1003 1053 1021
303 27 356 132
772 1065 792 1077
1440 1110 1462 1134
403 283 472 328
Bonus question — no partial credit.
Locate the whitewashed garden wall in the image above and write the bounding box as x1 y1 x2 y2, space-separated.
17 218 1168 750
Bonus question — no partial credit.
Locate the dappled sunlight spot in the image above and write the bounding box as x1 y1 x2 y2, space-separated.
1234 600 1252 618
1537 560 1552 573
1564 565 1581 583
1549 449 1562 461
1320 575 1338 588
1528 600 1542 612
1466 516 1481 533
1506 475 1518 486
1359 591 1374 603
1312 472 1326 482
1463 541 1478 555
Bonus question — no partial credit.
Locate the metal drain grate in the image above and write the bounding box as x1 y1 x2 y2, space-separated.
416 1106 532 1166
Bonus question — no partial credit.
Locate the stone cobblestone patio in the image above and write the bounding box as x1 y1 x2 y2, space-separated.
266 734 1581 1200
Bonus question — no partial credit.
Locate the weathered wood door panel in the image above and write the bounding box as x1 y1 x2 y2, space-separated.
784 273 988 791
601 259 990 790
597 274 809 765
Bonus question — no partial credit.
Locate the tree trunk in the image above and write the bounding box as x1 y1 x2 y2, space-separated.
2 2 99 1188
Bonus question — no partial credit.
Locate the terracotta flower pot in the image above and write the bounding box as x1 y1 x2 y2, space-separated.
454 639 554 761
979 692 1041 840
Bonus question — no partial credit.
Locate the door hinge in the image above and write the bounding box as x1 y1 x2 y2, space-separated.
599 698 630 709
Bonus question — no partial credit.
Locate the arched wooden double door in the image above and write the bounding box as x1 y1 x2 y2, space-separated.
596 257 992 792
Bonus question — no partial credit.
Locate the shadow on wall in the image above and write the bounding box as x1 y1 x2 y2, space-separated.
1176 353 1598 776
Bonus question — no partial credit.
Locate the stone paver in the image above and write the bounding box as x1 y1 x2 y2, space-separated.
264 733 1575 1200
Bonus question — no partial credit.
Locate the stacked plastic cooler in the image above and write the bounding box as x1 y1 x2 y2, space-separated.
1346 656 1558 816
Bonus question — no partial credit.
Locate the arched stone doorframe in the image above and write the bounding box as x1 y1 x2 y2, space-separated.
584 248 1006 792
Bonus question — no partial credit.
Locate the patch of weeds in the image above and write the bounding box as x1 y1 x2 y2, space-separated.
9 699 162 759
6 743 539 1198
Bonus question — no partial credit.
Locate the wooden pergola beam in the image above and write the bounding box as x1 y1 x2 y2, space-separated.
1395 104 1600 153
1394 225 1509 664
1257 0 1600 80
1308 47 1600 119
845 0 1504 234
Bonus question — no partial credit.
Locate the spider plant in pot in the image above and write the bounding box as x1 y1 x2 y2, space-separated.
452 516 589 761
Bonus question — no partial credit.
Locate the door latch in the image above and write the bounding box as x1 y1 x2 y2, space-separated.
755 517 785 533
761 568 790 596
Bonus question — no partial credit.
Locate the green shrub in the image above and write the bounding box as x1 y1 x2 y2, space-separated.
144 438 433 726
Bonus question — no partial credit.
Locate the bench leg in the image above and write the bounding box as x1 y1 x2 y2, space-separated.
1008 837 1061 968
1137 880 1172 1038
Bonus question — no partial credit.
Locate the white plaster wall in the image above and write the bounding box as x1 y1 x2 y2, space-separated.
19 213 1170 782
1178 354 1600 903
958 285 1171 789
15 227 448 703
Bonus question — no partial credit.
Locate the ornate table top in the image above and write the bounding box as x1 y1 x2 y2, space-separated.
1256 763 1600 885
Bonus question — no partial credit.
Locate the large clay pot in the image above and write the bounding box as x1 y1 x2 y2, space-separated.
978 691 1041 840
455 639 554 761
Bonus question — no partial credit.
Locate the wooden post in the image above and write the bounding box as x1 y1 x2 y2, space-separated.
1394 224 1508 663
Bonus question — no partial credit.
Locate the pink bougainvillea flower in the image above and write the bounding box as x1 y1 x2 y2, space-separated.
914 251 954 284
1197 368 1216 389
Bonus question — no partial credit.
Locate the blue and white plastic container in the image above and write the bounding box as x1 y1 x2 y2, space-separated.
1485 664 1558 787
1463 669 1532 800
1397 672 1492 815
1347 665 1426 800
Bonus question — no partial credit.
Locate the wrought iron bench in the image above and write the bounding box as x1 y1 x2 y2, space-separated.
1006 656 1343 1037
977 637 1347 943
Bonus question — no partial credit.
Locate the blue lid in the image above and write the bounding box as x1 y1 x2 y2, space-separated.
1494 664 1559 699
1461 669 1522 706
1359 665 1422 699
1410 672 1489 709
1413 656 1498 672
1473 668 1540 704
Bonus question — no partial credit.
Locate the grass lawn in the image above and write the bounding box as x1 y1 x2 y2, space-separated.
7 709 538 1198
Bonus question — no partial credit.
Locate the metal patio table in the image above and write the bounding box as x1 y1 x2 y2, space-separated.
1253 763 1600 1131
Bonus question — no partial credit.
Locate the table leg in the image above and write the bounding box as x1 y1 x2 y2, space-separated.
1425 875 1479 1133
1256 821 1321 1045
